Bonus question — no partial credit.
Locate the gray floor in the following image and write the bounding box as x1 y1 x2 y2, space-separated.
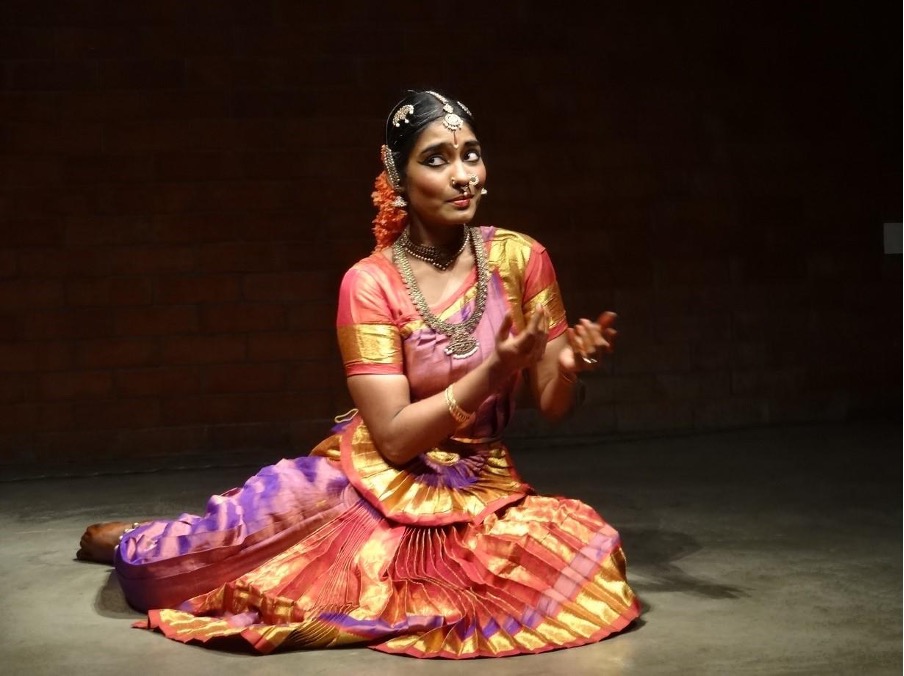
0 420 900 676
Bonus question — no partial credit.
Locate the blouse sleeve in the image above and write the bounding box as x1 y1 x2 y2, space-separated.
336 263 404 376
522 242 568 341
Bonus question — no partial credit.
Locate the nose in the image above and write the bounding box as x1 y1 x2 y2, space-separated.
451 174 480 189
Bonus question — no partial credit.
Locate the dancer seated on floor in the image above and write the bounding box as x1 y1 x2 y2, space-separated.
77 88 641 659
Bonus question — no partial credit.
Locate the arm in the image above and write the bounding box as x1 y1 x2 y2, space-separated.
347 310 551 465
528 311 618 422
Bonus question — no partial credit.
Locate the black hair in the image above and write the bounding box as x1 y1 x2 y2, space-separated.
384 89 477 182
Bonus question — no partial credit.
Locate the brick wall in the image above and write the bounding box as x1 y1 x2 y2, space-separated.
1 2 899 468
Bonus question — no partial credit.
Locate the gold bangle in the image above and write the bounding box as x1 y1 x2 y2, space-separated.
444 385 475 426
558 369 586 406
558 369 578 384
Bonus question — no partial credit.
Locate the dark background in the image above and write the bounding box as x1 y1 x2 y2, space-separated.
1 1 900 468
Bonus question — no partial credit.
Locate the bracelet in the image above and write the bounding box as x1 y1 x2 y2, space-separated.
558 369 586 406
558 368 579 384
118 522 142 543
444 385 476 426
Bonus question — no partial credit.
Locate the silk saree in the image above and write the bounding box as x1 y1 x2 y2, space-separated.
115 226 640 658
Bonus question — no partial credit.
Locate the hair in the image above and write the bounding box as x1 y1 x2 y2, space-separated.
384 89 477 183
371 89 478 250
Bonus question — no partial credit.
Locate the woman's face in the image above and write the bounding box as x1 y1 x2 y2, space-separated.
402 119 487 231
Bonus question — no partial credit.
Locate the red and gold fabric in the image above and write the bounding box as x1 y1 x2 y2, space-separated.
119 226 641 658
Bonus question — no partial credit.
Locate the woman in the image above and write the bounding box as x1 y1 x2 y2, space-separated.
77 89 641 658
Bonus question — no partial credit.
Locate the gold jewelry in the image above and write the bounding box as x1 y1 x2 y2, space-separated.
426 90 465 147
397 226 467 271
468 175 479 185
391 104 414 127
391 194 407 208
444 385 475 426
392 226 488 359
480 187 488 196
558 369 578 384
381 144 402 192
558 369 586 406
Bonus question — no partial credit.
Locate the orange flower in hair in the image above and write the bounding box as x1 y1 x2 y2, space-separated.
371 171 408 251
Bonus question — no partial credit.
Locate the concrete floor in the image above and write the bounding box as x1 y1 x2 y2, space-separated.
0 420 900 676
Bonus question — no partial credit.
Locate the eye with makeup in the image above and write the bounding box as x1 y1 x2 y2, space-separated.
421 147 482 168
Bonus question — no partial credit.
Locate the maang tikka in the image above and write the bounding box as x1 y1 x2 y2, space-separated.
426 91 467 148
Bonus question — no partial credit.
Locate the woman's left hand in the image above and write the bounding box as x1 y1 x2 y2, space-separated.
559 311 618 375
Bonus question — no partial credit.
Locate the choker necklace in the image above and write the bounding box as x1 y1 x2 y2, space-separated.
397 227 468 271
392 226 488 359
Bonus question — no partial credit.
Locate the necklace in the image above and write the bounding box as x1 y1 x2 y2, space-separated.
397 227 468 271
392 226 488 359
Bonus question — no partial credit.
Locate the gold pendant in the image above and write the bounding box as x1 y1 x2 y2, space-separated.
444 333 479 359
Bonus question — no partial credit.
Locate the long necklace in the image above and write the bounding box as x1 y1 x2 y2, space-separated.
397 226 468 271
392 226 488 359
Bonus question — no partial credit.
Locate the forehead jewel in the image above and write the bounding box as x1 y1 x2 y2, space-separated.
425 90 468 133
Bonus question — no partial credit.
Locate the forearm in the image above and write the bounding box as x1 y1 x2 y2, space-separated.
532 333 585 422
354 355 513 465
537 368 584 422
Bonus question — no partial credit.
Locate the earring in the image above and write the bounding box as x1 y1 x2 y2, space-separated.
391 194 407 208
480 188 488 196
381 145 402 192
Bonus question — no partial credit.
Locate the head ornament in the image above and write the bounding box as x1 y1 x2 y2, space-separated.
426 90 464 137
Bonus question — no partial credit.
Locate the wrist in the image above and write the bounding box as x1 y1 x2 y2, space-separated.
558 366 579 383
557 367 586 406
444 385 476 428
485 352 516 385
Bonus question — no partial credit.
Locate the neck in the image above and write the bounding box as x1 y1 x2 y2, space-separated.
396 225 470 272
407 221 467 248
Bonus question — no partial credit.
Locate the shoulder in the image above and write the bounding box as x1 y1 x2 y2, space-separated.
480 225 550 273
340 251 397 291
481 225 544 250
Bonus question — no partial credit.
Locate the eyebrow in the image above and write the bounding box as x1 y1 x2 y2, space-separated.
416 139 481 157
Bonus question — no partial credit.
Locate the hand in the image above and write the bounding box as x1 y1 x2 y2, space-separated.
494 308 550 374
559 311 617 375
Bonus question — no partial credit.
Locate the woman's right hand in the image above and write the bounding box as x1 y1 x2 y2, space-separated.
493 308 549 374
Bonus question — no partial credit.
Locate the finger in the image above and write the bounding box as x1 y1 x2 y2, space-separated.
560 328 579 370
601 328 617 352
496 313 514 342
538 308 550 339
537 313 550 352
596 311 617 330
565 326 579 351
529 307 548 334
574 323 589 355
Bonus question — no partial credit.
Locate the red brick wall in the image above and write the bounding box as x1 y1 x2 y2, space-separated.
1 3 899 467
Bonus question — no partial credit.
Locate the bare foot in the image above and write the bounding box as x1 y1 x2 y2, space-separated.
76 521 134 564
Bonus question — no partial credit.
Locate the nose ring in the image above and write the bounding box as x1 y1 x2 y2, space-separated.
451 175 481 187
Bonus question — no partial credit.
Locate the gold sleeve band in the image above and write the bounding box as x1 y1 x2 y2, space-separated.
337 324 401 366
525 283 566 330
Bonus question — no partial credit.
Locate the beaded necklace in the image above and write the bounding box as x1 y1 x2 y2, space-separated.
392 226 488 359
396 226 468 271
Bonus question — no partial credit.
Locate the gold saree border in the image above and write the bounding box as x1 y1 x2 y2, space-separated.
339 416 529 526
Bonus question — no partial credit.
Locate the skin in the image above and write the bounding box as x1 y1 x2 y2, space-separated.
348 119 618 465
76 521 132 564
77 116 618 563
